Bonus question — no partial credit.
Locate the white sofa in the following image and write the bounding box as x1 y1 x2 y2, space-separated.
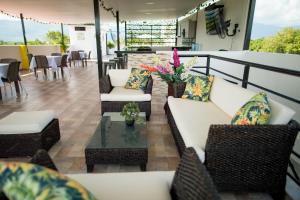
100 69 153 120
166 76 296 159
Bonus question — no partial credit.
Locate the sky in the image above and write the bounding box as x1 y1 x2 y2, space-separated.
0 0 300 41
253 0 300 27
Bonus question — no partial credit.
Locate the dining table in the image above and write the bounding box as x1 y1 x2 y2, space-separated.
0 63 21 100
30 55 62 71
67 52 87 60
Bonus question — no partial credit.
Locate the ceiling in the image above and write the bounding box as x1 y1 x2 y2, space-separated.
0 0 201 24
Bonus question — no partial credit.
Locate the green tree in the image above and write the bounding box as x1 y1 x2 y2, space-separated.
250 27 300 54
46 31 70 52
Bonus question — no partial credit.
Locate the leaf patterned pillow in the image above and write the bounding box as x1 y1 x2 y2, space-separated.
181 75 214 102
0 162 96 200
125 68 151 90
231 92 271 125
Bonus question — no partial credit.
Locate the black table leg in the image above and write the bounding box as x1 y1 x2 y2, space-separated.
87 164 94 173
140 164 147 171
14 81 20 97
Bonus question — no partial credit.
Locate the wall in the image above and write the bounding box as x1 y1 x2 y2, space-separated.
177 14 197 46
0 45 60 69
195 0 250 50
68 25 108 59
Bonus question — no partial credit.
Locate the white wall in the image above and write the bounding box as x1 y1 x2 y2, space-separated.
195 0 250 50
68 25 108 59
28 45 60 56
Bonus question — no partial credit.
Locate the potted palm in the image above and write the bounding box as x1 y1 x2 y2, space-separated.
107 41 115 55
121 102 140 126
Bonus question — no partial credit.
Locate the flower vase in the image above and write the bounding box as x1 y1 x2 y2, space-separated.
125 119 135 126
167 82 187 97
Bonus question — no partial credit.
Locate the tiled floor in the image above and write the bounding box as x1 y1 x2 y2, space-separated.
0 62 180 174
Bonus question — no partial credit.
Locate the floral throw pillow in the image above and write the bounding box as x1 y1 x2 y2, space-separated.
181 75 214 101
0 162 96 200
125 68 151 90
231 92 271 125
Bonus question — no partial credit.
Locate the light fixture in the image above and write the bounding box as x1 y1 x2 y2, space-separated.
145 2 155 5
145 12 152 15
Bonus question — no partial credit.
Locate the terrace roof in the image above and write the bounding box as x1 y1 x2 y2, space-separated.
1 0 200 24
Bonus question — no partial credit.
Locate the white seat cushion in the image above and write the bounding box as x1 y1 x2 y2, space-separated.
0 110 56 134
108 69 131 87
168 96 231 153
210 77 295 124
101 87 151 101
67 171 174 200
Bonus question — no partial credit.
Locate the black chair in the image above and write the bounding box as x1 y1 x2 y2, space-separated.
0 58 18 63
51 53 62 56
58 54 70 78
70 51 84 67
1 61 27 96
83 51 91 66
34 55 51 79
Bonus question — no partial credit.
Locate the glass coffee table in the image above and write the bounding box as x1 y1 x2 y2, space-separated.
85 112 148 172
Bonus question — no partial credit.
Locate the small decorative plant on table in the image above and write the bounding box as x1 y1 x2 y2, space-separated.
121 102 140 126
141 48 197 97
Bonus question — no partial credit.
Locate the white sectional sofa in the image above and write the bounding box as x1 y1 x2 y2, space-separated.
165 76 297 157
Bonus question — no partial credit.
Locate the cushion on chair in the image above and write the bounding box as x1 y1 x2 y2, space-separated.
101 87 151 102
182 75 214 102
0 111 56 134
231 92 271 125
170 147 221 200
0 162 96 200
108 69 131 87
168 96 231 153
125 68 151 90
68 171 174 200
210 77 295 124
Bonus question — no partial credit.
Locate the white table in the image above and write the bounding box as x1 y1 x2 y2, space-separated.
0 63 9 87
67 52 87 60
30 56 62 71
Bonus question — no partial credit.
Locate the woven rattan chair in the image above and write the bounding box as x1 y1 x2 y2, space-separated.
71 51 84 67
58 54 70 78
100 70 153 120
51 53 62 56
34 55 51 79
0 58 18 63
1 61 23 96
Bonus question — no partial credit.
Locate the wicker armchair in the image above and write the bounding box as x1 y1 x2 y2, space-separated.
205 121 299 200
100 70 153 120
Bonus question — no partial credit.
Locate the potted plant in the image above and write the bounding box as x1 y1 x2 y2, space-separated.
107 41 115 55
121 102 140 126
141 48 197 96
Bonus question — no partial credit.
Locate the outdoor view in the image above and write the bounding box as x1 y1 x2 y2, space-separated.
0 13 69 47
250 0 300 54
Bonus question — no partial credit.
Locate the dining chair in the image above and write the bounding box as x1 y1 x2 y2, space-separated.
58 54 70 78
1 61 27 97
34 55 51 80
83 51 91 66
71 51 84 67
0 58 18 63
51 53 62 56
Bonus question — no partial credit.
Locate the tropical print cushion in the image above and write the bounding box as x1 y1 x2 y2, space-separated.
0 162 96 200
125 68 151 90
181 75 214 102
231 92 271 125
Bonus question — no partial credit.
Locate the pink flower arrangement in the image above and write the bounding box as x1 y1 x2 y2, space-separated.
173 48 181 68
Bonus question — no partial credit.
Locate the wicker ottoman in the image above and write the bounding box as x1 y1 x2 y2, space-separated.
0 111 60 157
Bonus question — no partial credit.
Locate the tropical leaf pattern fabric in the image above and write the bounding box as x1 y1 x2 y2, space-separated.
181 75 214 102
125 68 151 90
231 92 271 125
0 162 96 200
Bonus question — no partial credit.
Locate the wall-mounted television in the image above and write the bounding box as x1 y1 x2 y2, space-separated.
205 5 225 36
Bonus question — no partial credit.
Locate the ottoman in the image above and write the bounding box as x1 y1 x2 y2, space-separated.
0 110 60 157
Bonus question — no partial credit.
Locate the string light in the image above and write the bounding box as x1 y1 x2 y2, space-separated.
0 9 94 26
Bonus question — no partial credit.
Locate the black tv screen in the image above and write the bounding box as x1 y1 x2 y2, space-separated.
205 5 224 35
